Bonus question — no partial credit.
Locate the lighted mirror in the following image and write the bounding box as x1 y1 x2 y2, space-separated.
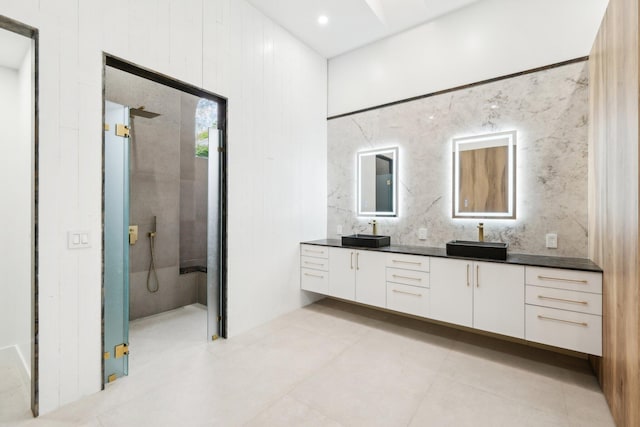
357 147 398 217
453 131 516 219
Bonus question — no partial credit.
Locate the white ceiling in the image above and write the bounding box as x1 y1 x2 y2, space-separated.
0 28 31 70
246 0 480 58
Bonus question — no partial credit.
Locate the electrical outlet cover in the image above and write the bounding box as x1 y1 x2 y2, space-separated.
545 233 558 249
418 228 427 240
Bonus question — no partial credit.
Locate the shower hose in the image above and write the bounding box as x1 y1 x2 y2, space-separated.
147 232 160 293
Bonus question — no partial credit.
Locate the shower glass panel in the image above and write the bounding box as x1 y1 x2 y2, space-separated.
104 101 130 382
207 128 222 340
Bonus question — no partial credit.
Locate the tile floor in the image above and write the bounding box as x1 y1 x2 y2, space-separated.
0 346 31 425
8 299 615 426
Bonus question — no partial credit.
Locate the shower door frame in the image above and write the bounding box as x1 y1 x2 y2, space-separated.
100 54 228 388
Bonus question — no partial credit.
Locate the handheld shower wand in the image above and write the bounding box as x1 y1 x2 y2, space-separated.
146 215 160 293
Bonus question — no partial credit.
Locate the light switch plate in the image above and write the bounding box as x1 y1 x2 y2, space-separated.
336 225 343 235
418 228 427 240
68 231 91 249
545 233 558 249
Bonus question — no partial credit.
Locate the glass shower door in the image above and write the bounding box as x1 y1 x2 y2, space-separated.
104 101 130 383
207 128 223 340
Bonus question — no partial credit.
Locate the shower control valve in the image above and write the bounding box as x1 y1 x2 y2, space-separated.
129 225 138 245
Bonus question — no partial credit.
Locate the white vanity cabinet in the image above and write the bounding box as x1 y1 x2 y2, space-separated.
385 254 430 318
430 258 524 339
329 247 387 307
524 267 602 355
300 244 329 294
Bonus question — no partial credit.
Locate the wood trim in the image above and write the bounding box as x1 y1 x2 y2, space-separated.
588 0 640 425
328 57 589 120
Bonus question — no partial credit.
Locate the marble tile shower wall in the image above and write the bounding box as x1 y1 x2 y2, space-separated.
328 61 589 257
105 68 199 319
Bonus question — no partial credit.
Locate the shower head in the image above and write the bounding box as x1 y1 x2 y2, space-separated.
130 106 161 119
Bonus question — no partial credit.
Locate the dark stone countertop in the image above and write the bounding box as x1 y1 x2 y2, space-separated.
301 239 602 272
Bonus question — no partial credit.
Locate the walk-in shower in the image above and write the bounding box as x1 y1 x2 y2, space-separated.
103 59 226 384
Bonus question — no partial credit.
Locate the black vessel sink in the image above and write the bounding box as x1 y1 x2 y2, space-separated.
446 240 508 260
341 234 391 248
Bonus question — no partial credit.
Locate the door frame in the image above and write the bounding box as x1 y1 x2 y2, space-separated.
101 54 228 387
0 14 39 417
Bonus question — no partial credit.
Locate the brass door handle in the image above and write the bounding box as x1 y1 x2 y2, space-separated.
466 264 470 287
356 252 360 270
476 265 479 287
350 252 354 270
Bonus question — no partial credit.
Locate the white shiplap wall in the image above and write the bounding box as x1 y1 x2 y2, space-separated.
0 0 327 414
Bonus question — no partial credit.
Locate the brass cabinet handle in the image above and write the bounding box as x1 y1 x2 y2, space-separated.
304 272 324 279
537 275 588 284
392 259 422 266
537 315 587 327
392 289 422 297
466 264 470 287
304 261 324 266
476 265 479 288
304 248 325 254
537 295 588 305
391 274 421 281
356 252 360 270
350 252 354 270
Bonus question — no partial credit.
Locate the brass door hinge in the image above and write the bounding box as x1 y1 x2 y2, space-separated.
104 123 110 131
211 334 219 341
115 124 130 138
217 147 224 153
115 343 129 358
107 373 117 383
104 352 110 360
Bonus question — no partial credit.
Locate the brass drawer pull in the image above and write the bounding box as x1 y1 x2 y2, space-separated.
392 289 422 297
537 275 588 284
392 259 422 266
392 274 421 281
304 272 324 279
304 261 324 266
537 315 588 327
538 295 588 305
476 265 479 288
304 249 325 254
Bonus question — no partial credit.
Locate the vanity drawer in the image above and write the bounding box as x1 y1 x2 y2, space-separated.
525 267 602 294
525 305 602 356
300 244 329 259
386 283 429 318
300 268 329 294
300 256 329 271
386 254 429 272
386 267 429 288
526 285 602 316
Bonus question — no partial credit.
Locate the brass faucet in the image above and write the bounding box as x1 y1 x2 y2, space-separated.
369 219 378 235
477 223 484 242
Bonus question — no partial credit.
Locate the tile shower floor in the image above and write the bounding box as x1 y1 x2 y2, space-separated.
12 299 614 426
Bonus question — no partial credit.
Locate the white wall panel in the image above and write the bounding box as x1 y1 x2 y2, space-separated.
0 0 327 414
328 0 608 116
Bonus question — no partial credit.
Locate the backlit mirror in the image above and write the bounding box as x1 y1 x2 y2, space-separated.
453 131 516 219
358 147 398 217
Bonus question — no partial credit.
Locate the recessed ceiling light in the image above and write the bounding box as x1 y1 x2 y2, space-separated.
490 104 499 109
318 15 329 25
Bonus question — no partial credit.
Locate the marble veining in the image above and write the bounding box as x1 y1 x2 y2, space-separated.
328 61 589 257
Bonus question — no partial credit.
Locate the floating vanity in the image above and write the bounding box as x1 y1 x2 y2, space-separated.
300 239 602 356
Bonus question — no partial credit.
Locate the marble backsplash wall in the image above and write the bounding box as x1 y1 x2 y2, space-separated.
328 60 589 257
